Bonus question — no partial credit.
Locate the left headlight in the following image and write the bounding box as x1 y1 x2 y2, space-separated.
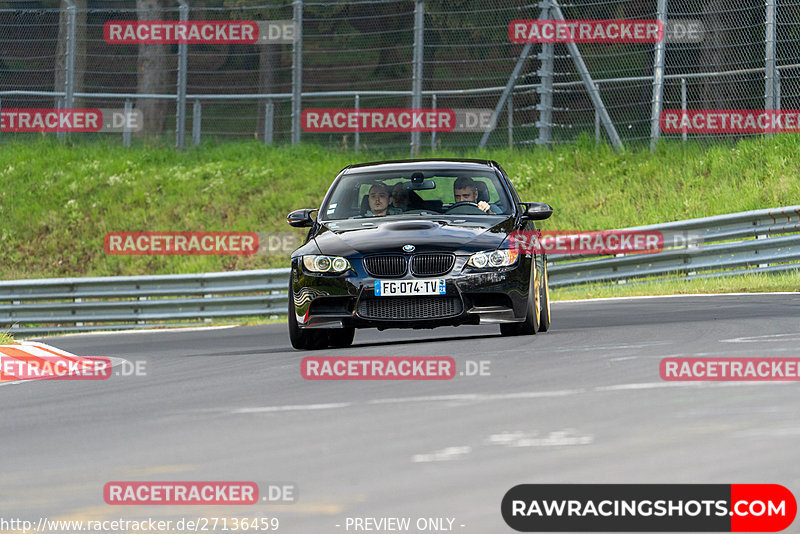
467 249 519 269
302 255 351 273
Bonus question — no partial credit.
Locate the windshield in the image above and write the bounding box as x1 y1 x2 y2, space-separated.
319 169 513 221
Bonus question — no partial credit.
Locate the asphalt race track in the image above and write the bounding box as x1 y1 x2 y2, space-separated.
2 294 800 533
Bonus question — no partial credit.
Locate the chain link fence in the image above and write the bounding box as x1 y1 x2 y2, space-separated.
0 0 797 151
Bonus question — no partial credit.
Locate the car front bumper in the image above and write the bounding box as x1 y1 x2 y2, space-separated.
290 254 533 330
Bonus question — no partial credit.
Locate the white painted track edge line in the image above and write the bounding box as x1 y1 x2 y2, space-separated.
33 325 240 338
555 292 800 304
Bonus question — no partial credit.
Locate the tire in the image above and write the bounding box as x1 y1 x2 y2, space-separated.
328 327 355 348
538 258 551 332
288 284 328 350
500 257 541 336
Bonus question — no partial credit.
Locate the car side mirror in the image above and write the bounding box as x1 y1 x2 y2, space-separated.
287 208 317 228
521 202 553 221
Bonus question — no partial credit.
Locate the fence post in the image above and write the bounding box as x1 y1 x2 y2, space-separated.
507 93 513 148
192 99 201 146
537 42 554 147
681 77 687 143
536 0 554 147
410 0 424 155
431 93 437 151
594 89 600 146
354 94 360 153
550 0 623 151
649 0 667 152
57 98 66 141
264 99 274 145
123 98 133 147
175 0 189 150
291 0 303 145
765 0 777 117
776 70 781 110
64 0 76 110
0 97 3 144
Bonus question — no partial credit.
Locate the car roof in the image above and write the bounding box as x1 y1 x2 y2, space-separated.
343 158 500 174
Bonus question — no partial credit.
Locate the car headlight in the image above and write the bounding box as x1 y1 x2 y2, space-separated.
467 249 519 269
302 255 351 273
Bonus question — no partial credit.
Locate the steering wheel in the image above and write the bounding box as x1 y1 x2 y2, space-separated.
445 201 486 214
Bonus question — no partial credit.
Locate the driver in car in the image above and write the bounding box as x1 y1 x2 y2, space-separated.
453 176 501 214
365 183 403 217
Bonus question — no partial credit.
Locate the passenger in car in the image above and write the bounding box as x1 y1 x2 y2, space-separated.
391 183 411 211
365 183 403 217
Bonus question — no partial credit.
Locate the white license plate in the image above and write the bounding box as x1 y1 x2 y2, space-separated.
374 279 446 296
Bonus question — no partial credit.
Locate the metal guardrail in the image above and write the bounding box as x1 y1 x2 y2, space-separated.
1 206 798 336
0 269 290 335
548 205 800 288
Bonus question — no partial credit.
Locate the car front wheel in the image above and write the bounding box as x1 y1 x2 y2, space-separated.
288 283 328 350
538 257 551 332
500 258 541 336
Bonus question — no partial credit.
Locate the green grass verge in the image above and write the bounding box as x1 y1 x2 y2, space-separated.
552 271 800 301
1 135 799 289
0 332 17 344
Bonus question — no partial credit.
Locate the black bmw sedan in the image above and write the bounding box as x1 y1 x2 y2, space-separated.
286 159 553 350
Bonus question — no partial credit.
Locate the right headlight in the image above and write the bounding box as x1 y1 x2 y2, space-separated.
302 255 351 273
467 249 519 269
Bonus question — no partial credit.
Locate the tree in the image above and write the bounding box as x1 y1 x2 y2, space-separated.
136 0 170 134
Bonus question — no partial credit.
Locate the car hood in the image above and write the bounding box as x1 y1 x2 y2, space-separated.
312 217 516 256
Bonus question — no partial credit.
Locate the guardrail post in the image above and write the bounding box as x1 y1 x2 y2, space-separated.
354 94 360 153
430 93 437 151
291 0 303 145
74 297 84 327
192 99 201 146
123 98 133 147
204 293 212 323
175 0 189 150
649 0 667 152
410 0 424 155
137 296 147 325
